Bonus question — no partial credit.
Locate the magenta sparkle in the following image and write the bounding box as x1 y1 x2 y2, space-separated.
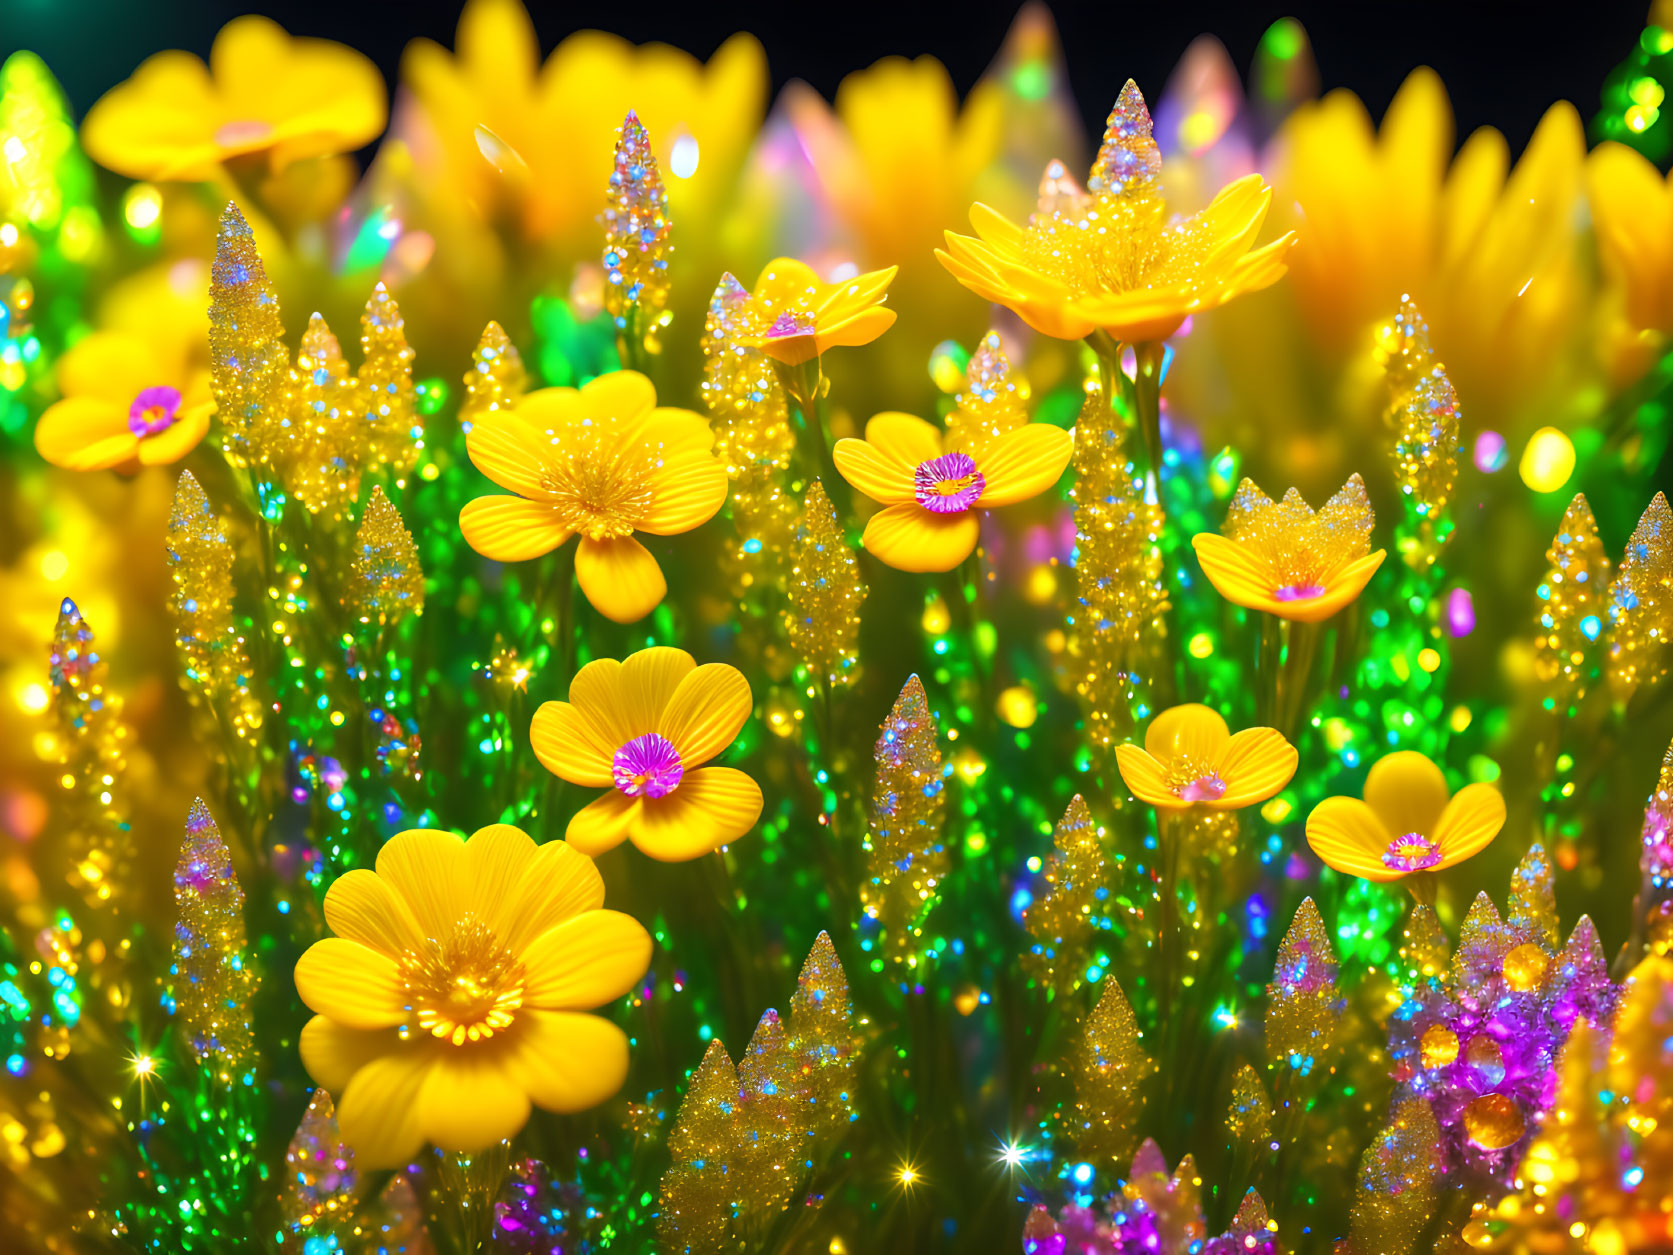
1275 582 1325 602
613 733 684 798
1382 832 1442 872
766 311 815 340
913 452 986 514
1174 773 1227 803
129 384 182 437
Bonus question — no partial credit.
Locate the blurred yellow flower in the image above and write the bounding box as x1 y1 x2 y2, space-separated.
531 647 763 861
1588 141 1673 382
731 258 898 365
833 410 1071 572
296 823 650 1167
1193 474 1385 624
459 371 728 624
1114 703 1296 812
81 16 386 181
1305 751 1504 883
34 333 212 472
938 80 1293 344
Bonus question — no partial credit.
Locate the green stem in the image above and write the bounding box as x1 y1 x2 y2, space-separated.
1131 340 1166 494
774 357 848 515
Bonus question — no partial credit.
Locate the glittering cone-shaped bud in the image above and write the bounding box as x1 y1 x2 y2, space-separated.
946 331 1029 461
1089 80 1164 198
1226 1061 1272 1152
1450 891 1514 1003
281 1088 357 1234
1398 904 1451 987
1606 492 1673 703
1031 157 1093 223
459 321 526 431
359 281 419 477
1548 915 1616 1032
1643 739 1673 911
1022 795 1108 994
1379 302 1458 568
1348 1096 1442 1255
860 676 948 962
661 1039 740 1255
210 202 287 468
603 110 672 350
348 485 425 627
1209 1190 1277 1254
1068 383 1168 758
172 799 258 1083
285 313 363 517
1265 897 1340 1072
736 1010 803 1219
1071 978 1153 1164
786 930 857 1136
1533 494 1611 708
167 470 261 742
785 480 863 690
1376 299 1436 409
1507 843 1559 952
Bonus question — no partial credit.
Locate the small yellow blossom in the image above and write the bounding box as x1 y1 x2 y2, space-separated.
1114 704 1297 812
34 333 212 472
731 258 898 365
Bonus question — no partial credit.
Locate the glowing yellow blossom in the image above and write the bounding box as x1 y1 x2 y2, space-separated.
295 823 651 1167
1588 141 1673 380
1192 474 1386 624
937 79 1293 344
531 647 763 861
731 258 898 366
833 411 1071 572
1305 751 1504 883
458 371 728 624
34 333 213 472
81 16 386 181
1114 704 1297 812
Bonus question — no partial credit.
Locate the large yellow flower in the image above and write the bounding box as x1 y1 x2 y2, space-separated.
833 411 1071 572
1588 141 1673 382
1192 474 1386 624
531 647 763 861
294 824 651 1167
730 258 898 366
34 333 213 472
1114 704 1297 812
81 16 386 182
458 371 728 624
1305 751 1505 883
937 79 1293 344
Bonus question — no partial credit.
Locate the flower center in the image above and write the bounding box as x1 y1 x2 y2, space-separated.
214 119 275 148
536 423 656 540
1276 582 1326 602
913 452 986 514
765 311 815 340
613 733 684 798
1163 752 1226 802
1382 832 1442 873
397 916 525 1046
128 385 182 438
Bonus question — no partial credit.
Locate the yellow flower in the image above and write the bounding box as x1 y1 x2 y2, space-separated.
294 823 651 1167
458 371 728 624
81 16 386 182
833 411 1071 572
1192 474 1386 624
1305 751 1505 883
1113 704 1297 812
33 333 213 472
1588 141 1673 379
531 647 763 861
728 258 898 366
937 80 1293 344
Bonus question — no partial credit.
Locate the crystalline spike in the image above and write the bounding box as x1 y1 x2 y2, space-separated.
784 480 863 690
1507 843 1559 952
603 108 673 348
860 675 947 960
359 281 419 476
172 799 258 1082
1022 795 1108 994
1265 897 1340 1070
1089 79 1164 197
1607 492 1673 700
459 320 527 431
1534 493 1611 706
348 486 426 627
1070 978 1153 1164
209 201 287 467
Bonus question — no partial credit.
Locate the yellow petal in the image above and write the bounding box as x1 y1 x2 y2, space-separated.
460 496 570 562
1144 703 1230 762
640 408 717 455
57 332 157 402
976 423 1072 507
322 869 426 957
336 1050 431 1169
136 404 212 465
864 411 943 465
1113 745 1188 810
580 369 657 420
1364 751 1450 841
501 839 606 953
1192 532 1278 614
567 657 630 745
502 1009 629 1113
1433 784 1506 870
619 646 697 732
375 827 467 939
816 264 896 317
639 451 727 535
299 1014 397 1094
294 938 406 1029
1305 797 1401 881
566 791 641 857
33 398 137 471
575 535 666 623
521 910 651 1009
833 437 916 505
861 502 979 573
632 767 763 860
530 700 616 786
416 1049 532 1153
1214 728 1298 809
816 305 896 352
464 823 539 936
658 663 752 767
465 414 557 498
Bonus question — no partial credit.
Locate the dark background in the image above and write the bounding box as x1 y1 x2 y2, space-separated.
0 0 1647 151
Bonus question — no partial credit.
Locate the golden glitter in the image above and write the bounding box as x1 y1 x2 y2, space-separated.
945 331 1028 461
1226 1061 1272 1149
396 916 526 1046
785 480 864 690
1606 491 1673 702
1534 493 1611 707
1265 897 1340 1070
1420 1024 1459 1069
1378 299 1459 568
459 321 527 430
603 109 673 353
358 281 419 478
1348 1096 1442 1255
209 201 287 469
348 485 425 627
536 423 658 540
1070 978 1153 1166
1224 474 1375 595
861 676 947 960
173 799 258 1083
1022 795 1108 995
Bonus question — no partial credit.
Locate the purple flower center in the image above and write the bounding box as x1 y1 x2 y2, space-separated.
612 733 684 798
129 385 182 438
1174 773 1227 802
1382 832 1442 873
766 311 815 340
1276 582 1326 602
913 452 986 514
